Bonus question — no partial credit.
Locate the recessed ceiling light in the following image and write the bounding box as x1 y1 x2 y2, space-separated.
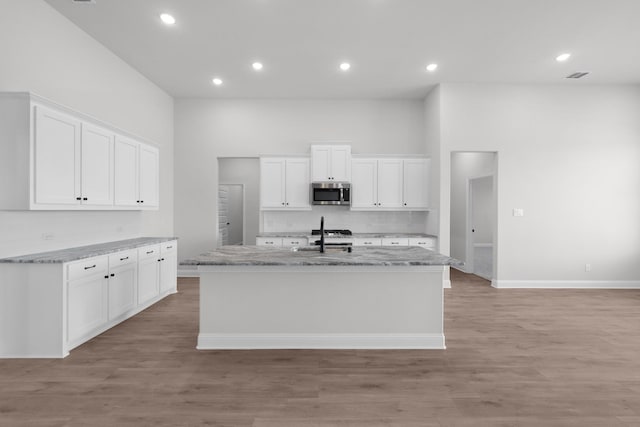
160 13 176 25
252 62 263 71
339 62 351 71
212 78 223 86
426 63 438 72
556 53 571 62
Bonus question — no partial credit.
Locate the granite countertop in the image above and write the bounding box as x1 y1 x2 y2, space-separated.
0 237 178 264
256 232 437 239
181 245 461 267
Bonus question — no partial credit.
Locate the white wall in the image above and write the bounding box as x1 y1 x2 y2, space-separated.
450 152 495 264
0 0 174 258
438 84 640 282
423 87 442 240
175 99 426 260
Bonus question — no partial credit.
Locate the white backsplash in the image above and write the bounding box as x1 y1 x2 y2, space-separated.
262 207 429 233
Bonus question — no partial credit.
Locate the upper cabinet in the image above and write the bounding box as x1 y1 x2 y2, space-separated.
311 145 351 182
351 157 430 211
260 157 311 210
0 92 159 210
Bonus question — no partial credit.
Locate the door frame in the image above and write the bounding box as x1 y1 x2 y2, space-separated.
218 183 246 246
466 174 494 280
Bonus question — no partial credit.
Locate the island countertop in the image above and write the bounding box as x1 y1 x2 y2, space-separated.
181 245 461 267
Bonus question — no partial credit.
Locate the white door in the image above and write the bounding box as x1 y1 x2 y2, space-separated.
218 185 230 246
138 253 160 304
34 106 81 205
260 158 286 208
403 159 429 208
81 123 113 206
114 136 139 207
330 146 351 181
377 159 403 208
138 144 159 207
285 158 310 209
107 264 137 320
351 159 378 209
470 175 494 280
311 146 331 181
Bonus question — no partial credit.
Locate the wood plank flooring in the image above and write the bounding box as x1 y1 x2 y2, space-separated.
2 270 640 426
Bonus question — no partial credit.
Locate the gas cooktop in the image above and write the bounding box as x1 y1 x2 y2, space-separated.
311 229 352 237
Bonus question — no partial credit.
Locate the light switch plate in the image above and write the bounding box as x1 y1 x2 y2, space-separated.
513 208 524 217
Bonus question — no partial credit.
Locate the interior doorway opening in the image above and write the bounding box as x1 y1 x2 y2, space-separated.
450 152 497 282
218 184 244 246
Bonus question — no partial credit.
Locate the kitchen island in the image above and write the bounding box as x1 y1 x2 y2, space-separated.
182 245 460 350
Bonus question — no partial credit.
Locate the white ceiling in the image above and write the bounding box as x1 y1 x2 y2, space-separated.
44 0 640 99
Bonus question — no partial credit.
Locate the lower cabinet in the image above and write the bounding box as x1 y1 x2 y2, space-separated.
138 245 161 304
107 262 138 320
159 242 178 293
68 273 109 345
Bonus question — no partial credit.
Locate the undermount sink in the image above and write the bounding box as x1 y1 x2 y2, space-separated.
294 246 353 253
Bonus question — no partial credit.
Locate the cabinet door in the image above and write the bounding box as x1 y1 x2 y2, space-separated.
81 123 113 206
114 136 139 206
260 158 286 208
351 159 378 209
377 159 404 208
311 146 331 181
34 106 81 205
138 144 159 208
403 159 429 208
285 158 311 209
159 251 177 294
138 251 160 304
108 263 137 320
330 146 351 181
68 274 108 344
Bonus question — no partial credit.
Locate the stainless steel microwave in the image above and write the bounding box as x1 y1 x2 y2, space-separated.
311 182 351 206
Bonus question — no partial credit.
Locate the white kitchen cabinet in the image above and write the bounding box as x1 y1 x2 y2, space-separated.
382 237 409 246
67 257 109 346
311 145 351 181
351 157 429 211
260 157 311 210
282 237 308 247
353 237 382 246
33 105 82 206
138 244 161 305
0 92 159 211
81 123 114 206
159 241 178 294
403 159 430 209
256 237 283 247
106 250 138 321
408 237 437 250
114 136 159 209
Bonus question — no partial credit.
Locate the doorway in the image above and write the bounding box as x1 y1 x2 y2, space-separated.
450 152 497 281
218 184 244 246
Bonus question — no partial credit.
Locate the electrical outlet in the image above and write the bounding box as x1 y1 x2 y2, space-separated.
585 263 591 272
42 233 54 240
116 226 124 232
513 208 524 217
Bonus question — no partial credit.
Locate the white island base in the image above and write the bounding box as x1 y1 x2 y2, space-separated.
197 265 445 350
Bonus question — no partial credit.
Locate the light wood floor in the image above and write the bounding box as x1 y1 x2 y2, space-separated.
2 270 640 426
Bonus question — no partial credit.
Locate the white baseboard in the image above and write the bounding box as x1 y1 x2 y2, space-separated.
197 333 446 350
443 280 451 289
452 264 472 274
492 280 640 289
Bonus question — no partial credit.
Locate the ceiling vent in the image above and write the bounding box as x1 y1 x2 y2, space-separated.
565 72 590 79
72 0 96 4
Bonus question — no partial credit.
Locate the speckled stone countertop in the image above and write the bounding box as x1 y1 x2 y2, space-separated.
181 245 460 267
0 237 177 264
256 232 437 239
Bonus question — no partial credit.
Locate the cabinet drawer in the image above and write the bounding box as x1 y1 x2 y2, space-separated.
282 238 307 247
138 244 161 261
256 237 283 247
161 241 177 254
409 237 436 249
353 238 382 246
381 238 409 246
67 256 108 281
108 249 138 268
